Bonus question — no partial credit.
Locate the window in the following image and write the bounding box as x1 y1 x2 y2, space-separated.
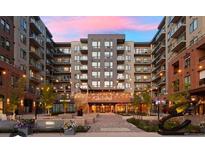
92 81 100 87
125 55 131 61
5 40 10 51
74 56 80 61
125 65 131 70
92 62 100 68
20 48 27 60
20 17 27 32
189 19 198 33
184 76 191 89
125 83 131 88
92 72 100 78
75 74 80 79
92 52 100 59
104 62 113 68
5 23 10 33
74 46 80 51
104 51 113 58
104 41 113 48
125 74 130 79
184 57 191 68
125 46 131 51
104 72 113 78
20 64 26 71
92 41 100 48
0 36 5 48
104 81 113 87
20 33 26 45
74 65 80 70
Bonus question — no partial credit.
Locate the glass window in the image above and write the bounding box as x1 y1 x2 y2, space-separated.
92 81 100 87
92 51 100 59
92 41 100 48
190 19 198 33
104 72 113 78
184 57 191 68
104 51 113 58
104 62 113 68
92 72 100 78
184 75 191 89
92 62 100 68
20 48 27 60
104 81 113 87
104 41 113 48
74 65 80 70
20 33 26 45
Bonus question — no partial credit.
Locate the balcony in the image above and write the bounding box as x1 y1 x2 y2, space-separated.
80 65 88 71
30 49 42 59
46 50 53 58
156 78 166 86
170 16 182 23
152 74 161 82
53 78 70 83
117 65 125 72
134 50 151 56
117 74 125 80
54 69 71 74
171 35 186 52
117 85 125 90
117 46 125 54
155 28 165 41
135 69 151 74
30 34 42 47
80 85 88 90
53 50 71 56
80 75 88 80
54 60 70 65
152 42 165 54
171 22 186 38
117 56 125 63
135 60 151 65
80 56 88 63
30 17 42 34
80 46 88 54
30 62 41 72
46 37 53 48
29 74 41 83
155 55 166 65
135 79 151 83
46 60 53 68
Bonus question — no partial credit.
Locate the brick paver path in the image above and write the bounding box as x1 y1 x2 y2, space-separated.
88 113 144 132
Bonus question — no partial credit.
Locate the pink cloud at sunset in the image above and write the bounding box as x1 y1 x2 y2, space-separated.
41 16 162 42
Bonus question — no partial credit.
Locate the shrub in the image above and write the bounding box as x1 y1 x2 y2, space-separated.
127 118 158 132
75 126 90 132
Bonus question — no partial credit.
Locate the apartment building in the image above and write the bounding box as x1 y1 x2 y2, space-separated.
151 17 167 102
13 16 54 113
0 17 24 114
167 16 205 114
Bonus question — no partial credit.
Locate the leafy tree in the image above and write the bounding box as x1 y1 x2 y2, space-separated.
40 84 57 115
133 92 142 113
141 90 152 115
61 94 68 113
9 77 26 119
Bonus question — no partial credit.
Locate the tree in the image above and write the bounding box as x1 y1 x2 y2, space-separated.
168 82 190 113
141 90 152 115
61 94 68 113
40 84 57 115
9 77 26 119
133 92 142 113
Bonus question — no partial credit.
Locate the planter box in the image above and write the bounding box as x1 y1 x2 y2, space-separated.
64 128 75 135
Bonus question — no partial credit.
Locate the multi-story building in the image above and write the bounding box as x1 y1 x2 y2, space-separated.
167 16 205 114
13 16 54 113
0 16 24 114
151 17 167 101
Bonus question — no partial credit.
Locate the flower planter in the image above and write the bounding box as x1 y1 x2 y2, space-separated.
64 128 75 135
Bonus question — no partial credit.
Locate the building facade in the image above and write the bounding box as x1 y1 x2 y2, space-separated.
0 16 24 114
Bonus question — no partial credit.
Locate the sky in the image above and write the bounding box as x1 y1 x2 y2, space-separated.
41 16 163 42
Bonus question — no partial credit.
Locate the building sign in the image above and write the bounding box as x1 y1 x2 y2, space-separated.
74 92 132 103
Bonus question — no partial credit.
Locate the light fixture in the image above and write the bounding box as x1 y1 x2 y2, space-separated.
22 74 26 78
178 69 182 73
2 71 6 75
7 98 10 104
199 65 203 69
160 73 163 76
20 100 23 106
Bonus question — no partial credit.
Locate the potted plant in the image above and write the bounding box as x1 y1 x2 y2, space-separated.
63 120 77 135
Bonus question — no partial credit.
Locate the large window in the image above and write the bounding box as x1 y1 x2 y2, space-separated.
184 75 191 89
92 41 100 48
20 17 27 32
92 62 100 68
92 51 100 59
104 72 113 78
104 41 113 48
20 48 27 60
20 33 26 45
189 18 198 33
184 56 191 68
104 51 113 58
104 62 113 68
92 72 100 78
92 81 100 87
104 81 113 88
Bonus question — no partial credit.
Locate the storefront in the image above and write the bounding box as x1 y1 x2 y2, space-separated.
0 95 4 114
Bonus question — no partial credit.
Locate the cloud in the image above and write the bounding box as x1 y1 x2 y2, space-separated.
41 16 159 41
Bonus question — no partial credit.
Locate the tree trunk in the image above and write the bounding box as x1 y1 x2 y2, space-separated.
12 110 16 120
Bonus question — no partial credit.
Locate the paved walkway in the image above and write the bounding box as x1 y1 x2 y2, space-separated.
0 113 161 137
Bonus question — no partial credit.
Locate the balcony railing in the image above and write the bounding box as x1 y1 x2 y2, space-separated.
30 17 42 34
80 75 88 80
117 46 125 50
117 85 125 89
117 75 125 80
117 56 125 61
30 34 42 47
80 56 88 61
171 22 186 38
171 35 186 52
117 65 125 71
30 49 42 59
80 65 88 71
